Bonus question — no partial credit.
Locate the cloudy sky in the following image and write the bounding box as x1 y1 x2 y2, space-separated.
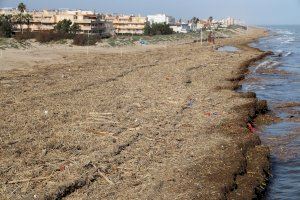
1 0 300 25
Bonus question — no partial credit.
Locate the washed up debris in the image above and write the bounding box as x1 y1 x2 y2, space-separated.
187 99 194 108
204 112 219 117
134 39 148 46
98 170 114 185
8 175 52 184
247 123 256 133
59 164 66 172
204 112 211 117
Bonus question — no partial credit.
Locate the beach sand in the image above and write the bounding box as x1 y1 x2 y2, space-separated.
0 28 270 199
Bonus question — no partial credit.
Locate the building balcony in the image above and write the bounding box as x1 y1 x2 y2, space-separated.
114 25 145 30
74 19 93 24
113 21 146 25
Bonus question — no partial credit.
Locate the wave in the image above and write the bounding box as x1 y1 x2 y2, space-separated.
274 50 293 57
281 38 295 44
253 60 282 73
258 60 282 68
275 29 294 35
284 52 293 57
276 36 295 44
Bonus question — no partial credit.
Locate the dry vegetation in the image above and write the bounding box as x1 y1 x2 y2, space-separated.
1 28 271 199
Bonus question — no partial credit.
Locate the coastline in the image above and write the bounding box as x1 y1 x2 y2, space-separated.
0 28 273 199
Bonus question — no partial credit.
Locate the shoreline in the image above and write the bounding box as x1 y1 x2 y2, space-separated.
0 28 273 199
223 43 273 199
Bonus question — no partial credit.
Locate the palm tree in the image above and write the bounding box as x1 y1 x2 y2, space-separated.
191 17 199 24
13 13 24 34
24 14 32 31
17 3 26 13
17 2 27 34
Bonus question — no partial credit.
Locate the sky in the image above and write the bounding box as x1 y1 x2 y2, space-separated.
1 0 300 25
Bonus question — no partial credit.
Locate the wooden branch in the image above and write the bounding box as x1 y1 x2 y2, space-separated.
8 176 51 184
98 170 114 185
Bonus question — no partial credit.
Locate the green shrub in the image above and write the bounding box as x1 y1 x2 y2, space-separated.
35 32 72 43
14 31 36 40
54 19 72 33
144 22 173 36
73 34 101 46
0 14 14 38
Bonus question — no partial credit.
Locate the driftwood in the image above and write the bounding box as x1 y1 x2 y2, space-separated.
98 170 114 185
8 175 52 184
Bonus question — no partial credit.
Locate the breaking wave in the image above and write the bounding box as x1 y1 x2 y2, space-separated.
274 50 293 57
275 29 294 35
257 60 281 68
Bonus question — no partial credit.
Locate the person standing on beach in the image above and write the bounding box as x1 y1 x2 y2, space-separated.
208 31 212 43
211 31 215 44
208 31 215 44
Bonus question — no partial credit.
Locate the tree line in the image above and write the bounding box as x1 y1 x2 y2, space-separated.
143 22 173 36
0 3 32 37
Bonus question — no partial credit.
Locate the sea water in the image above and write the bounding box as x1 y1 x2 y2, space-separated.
243 25 300 199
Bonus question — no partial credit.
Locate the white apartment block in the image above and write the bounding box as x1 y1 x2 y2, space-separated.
105 15 147 35
147 14 175 25
219 17 235 27
170 23 190 33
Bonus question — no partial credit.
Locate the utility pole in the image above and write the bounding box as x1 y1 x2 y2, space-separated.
200 27 203 45
87 30 90 55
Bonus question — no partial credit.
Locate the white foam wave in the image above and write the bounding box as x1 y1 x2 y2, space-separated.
253 60 281 73
258 60 281 68
281 38 295 44
284 52 293 57
276 36 295 44
275 29 294 35
274 50 293 57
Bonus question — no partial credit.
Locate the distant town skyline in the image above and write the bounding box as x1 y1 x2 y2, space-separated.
1 0 300 25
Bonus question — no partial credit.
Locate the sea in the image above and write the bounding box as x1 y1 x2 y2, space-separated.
242 25 300 199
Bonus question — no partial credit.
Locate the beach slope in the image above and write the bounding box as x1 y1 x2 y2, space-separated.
0 28 270 199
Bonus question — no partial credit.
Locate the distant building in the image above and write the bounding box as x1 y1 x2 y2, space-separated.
0 8 19 15
188 22 197 32
0 9 115 36
220 17 235 27
170 23 190 33
147 14 175 25
105 15 147 35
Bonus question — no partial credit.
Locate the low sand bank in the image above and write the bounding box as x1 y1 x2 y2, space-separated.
0 27 271 199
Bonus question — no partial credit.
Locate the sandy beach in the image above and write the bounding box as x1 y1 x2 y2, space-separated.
0 28 271 199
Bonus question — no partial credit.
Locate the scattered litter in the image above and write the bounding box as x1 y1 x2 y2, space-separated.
187 99 194 108
135 39 148 46
204 112 211 117
247 123 256 133
59 165 66 171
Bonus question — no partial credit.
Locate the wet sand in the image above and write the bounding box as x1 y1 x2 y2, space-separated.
0 28 270 199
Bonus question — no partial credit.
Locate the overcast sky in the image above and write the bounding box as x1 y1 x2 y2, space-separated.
1 0 300 25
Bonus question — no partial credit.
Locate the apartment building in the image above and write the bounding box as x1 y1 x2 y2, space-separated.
0 8 19 15
0 8 114 36
147 14 175 25
170 23 191 33
105 15 147 35
219 17 235 28
30 10 113 34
